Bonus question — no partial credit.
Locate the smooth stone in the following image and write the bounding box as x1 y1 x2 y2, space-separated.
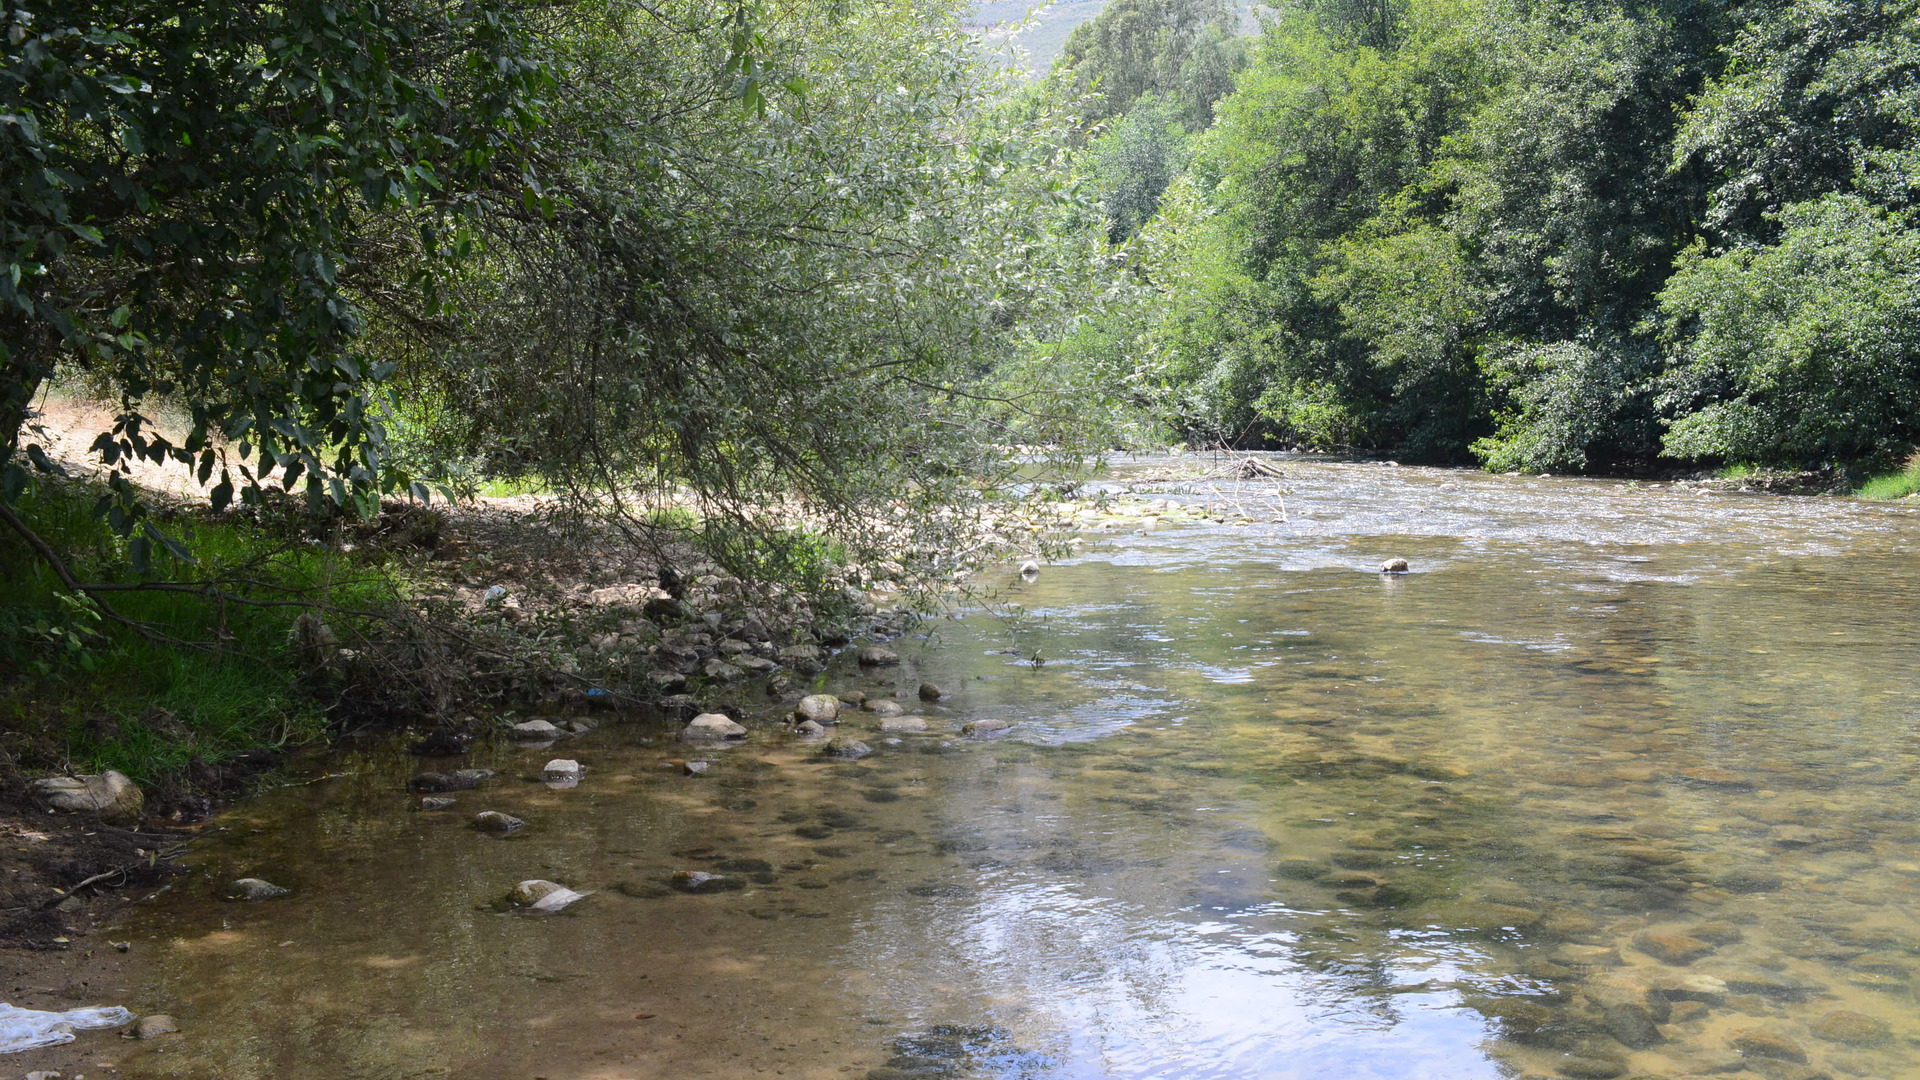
821 737 872 760
1380 558 1410 574
510 719 564 741
31 770 144 822
417 796 457 811
452 768 495 785
682 760 711 777
1602 1002 1662 1049
793 719 829 738
962 719 1011 737
1647 972 1728 1002
134 1014 180 1039
1019 560 1040 576
856 646 901 666
669 871 743 894
226 878 290 901
796 694 841 725
880 716 929 733
472 811 525 834
1730 1027 1808 1063
1554 1055 1627 1080
1634 931 1715 964
1550 944 1622 967
1808 1009 1891 1046
682 713 747 740
543 759 583 784
1690 920 1743 945
919 682 944 701
868 699 905 717
509 879 585 912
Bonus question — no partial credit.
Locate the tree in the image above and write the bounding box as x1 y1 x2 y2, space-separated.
1 0 546 539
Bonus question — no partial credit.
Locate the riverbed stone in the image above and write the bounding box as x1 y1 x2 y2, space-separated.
821 737 872 760
1380 558 1410 574
1674 766 1755 792
1713 868 1784 893
510 719 564 741
683 713 748 741
1730 1027 1808 1063
473 811 525 834
509 879 584 912
1689 920 1743 945
869 699 905 717
669 870 743 894
1808 1009 1891 1046
134 1014 180 1039
962 719 1011 737
1553 1054 1627 1080
226 877 290 901
1634 931 1715 965
682 760 711 777
543 759 583 785
1602 1002 1663 1049
417 796 457 811
796 694 840 725
31 770 143 823
919 682 944 702
857 646 901 666
1550 944 1621 967
794 719 829 738
880 716 930 733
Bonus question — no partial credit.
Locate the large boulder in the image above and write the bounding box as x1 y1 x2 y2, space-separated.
31 771 143 823
682 713 748 741
796 694 840 725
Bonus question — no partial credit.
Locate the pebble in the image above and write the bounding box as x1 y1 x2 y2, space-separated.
682 713 748 741
962 719 1011 737
472 811 526 834
134 1014 180 1039
225 878 291 901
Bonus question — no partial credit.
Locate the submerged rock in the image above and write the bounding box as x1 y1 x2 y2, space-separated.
508 879 584 913
821 737 873 760
856 646 901 667
869 699 905 718
1729 1026 1807 1063
793 719 829 738
225 878 291 902
31 771 143 822
683 713 748 741
134 1014 181 1039
1809 1009 1891 1046
416 796 457 812
1634 931 1715 965
669 870 743 894
962 719 1011 737
919 682 944 702
880 716 930 733
543 759 583 786
796 694 840 725
472 811 526 835
412 769 492 792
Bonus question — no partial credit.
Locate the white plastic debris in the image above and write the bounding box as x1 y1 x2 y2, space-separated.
0 1002 135 1052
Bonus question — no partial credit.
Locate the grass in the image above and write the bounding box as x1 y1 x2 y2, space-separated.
0 479 397 786
1857 454 1920 500
1716 462 1758 480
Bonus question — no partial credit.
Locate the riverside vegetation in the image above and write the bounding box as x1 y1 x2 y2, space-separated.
0 0 1919 1062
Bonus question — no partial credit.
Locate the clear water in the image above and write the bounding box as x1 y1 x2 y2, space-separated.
106 460 1920 1079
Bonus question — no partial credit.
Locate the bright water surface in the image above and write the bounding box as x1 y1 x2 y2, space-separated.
107 459 1920 1080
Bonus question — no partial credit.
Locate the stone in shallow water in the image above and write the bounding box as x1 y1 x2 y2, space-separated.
796 694 840 725
880 716 930 733
669 871 743 894
821 737 872 760
1809 1009 1892 1046
543 759 583 785
856 646 901 666
225 878 290 902
919 682 944 702
682 713 747 741
1730 1026 1808 1063
1634 931 1715 965
417 796 457 812
1673 766 1755 792
135 1014 180 1039
508 879 585 912
472 811 525 834
1712 868 1784 893
869 699 905 717
510 719 564 741
962 719 1011 737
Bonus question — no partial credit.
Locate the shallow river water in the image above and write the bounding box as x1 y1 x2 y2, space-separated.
104 459 1920 1080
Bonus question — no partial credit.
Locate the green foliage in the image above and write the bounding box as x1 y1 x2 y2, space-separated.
0 0 548 529
1856 454 1920 499
0 482 378 781
1084 95 1192 241
1054 0 1246 129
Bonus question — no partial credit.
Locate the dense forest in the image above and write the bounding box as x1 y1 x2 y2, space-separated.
1033 0 1920 478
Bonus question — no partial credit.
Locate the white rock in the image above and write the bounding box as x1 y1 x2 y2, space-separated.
509 879 585 912
1020 560 1040 576
510 719 564 741
31 771 143 822
1380 558 1410 573
682 713 747 741
796 694 840 725
543 759 583 785
226 877 290 901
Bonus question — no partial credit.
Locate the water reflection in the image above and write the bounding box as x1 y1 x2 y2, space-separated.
102 459 1920 1080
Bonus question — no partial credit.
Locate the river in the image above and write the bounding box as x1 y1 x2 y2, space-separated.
98 457 1920 1079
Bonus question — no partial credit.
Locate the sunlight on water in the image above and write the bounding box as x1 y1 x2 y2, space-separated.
106 458 1920 1080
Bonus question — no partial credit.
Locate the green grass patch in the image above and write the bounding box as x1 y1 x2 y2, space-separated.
1716 462 1758 480
0 480 397 785
1856 454 1920 500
